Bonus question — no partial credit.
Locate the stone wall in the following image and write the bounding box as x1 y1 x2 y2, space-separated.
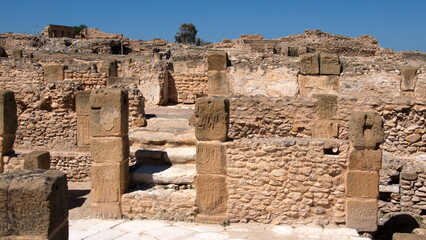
226 138 349 225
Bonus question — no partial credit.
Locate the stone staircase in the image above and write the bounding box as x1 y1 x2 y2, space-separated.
128 104 196 187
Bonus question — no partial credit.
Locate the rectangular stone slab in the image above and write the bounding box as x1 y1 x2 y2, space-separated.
91 161 129 203
77 115 91 148
400 66 418 91
0 90 17 135
90 136 129 163
208 71 229 96
300 53 319 75
312 120 338 139
195 96 229 142
314 94 338 119
196 174 227 215
196 142 226 174
207 52 227 71
23 151 51 170
348 149 382 171
43 64 64 82
349 111 383 150
346 198 378 232
346 170 379 198
319 53 341 75
75 91 91 116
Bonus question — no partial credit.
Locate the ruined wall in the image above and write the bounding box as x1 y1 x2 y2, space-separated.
226 138 349 225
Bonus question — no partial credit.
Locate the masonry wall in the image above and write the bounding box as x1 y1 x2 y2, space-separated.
226 138 349 225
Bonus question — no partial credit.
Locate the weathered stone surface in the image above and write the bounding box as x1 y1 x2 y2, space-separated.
405 133 421 143
91 160 129 203
319 53 341 75
348 149 382 171
11 49 22 58
349 111 383 150
75 91 91 116
196 174 227 216
0 90 18 135
400 168 418 181
89 89 129 137
195 214 228 224
23 151 51 170
346 170 379 197
0 170 68 240
91 136 129 163
393 233 426 240
196 142 226 174
300 53 319 75
346 198 377 232
43 64 64 82
314 94 338 119
207 52 227 71
312 120 338 139
298 75 340 97
208 71 229 96
0 46 7 57
0 135 15 154
400 66 418 91
195 96 229 142
77 115 90 148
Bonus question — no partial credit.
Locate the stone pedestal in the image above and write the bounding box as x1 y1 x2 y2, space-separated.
89 89 129 219
0 90 17 173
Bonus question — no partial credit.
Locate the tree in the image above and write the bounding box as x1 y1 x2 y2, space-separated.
175 23 198 44
73 24 87 35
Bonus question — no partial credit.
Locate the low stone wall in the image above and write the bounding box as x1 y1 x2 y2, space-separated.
168 73 208 103
226 138 349 225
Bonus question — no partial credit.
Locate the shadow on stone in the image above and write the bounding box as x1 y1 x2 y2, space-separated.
68 189 90 210
374 214 420 240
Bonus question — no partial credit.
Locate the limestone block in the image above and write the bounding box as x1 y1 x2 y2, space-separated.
298 75 340 97
0 135 15 154
196 142 226 174
75 91 91 116
91 161 129 203
196 214 228 224
92 202 121 219
208 71 229 96
314 94 338 119
346 170 379 198
43 64 64 82
348 149 382 171
90 136 129 163
319 53 341 75
346 198 377 232
0 46 7 57
400 66 418 91
300 53 319 75
195 96 229 142
0 90 18 135
312 120 338 139
89 89 129 137
77 115 90 148
207 52 227 71
0 170 68 239
349 111 383 150
11 49 22 58
23 151 51 170
393 233 426 240
196 174 227 215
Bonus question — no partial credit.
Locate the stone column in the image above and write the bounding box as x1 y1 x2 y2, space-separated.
346 111 384 232
76 91 91 150
0 170 68 240
195 96 229 223
207 52 229 96
0 90 18 173
89 89 129 219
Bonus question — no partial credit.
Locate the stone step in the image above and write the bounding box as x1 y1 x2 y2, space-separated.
130 164 196 185
145 118 192 132
130 147 196 165
129 129 196 148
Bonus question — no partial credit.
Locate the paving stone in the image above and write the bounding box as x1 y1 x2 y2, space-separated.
143 226 195 240
173 221 225 233
87 219 125 231
323 227 359 236
190 232 229 240
139 235 159 240
69 230 98 240
85 228 126 240
118 220 171 233
114 232 143 240
293 226 324 235
71 219 103 231
272 225 293 235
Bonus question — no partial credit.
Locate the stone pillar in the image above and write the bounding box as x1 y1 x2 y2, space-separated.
23 151 51 170
0 170 68 240
0 90 18 173
207 52 229 96
89 89 129 219
76 91 91 150
312 94 339 139
346 111 383 232
195 96 229 223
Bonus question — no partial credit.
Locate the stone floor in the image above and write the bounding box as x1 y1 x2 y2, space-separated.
69 219 370 240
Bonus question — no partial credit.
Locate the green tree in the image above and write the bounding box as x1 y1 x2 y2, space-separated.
175 23 198 44
73 24 87 35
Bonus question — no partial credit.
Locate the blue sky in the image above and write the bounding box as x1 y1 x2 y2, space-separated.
1 0 425 51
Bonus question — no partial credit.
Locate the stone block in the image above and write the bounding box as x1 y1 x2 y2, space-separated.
0 90 18 136
393 233 426 240
0 170 68 239
77 115 90 148
208 71 229 96
196 174 227 215
207 52 227 71
298 75 340 97
90 136 129 163
195 96 229 142
91 161 129 203
349 111 383 150
23 151 51 170
196 142 226 174
0 135 15 154
319 53 341 75
314 94 338 119
11 49 22 58
43 64 64 82
300 53 319 75
92 202 122 219
75 91 91 116
400 66 418 91
346 198 377 232
196 214 228 224
312 120 338 139
346 170 379 198
348 149 382 171
89 89 129 137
